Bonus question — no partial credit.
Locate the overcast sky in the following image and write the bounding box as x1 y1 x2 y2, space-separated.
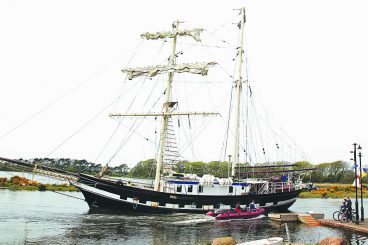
1 0 367 167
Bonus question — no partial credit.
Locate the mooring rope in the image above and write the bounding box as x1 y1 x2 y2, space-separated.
50 190 85 201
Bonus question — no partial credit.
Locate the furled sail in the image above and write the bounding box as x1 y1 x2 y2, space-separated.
122 61 217 80
141 28 204 42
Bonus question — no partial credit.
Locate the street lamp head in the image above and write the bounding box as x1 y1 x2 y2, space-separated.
358 145 362 150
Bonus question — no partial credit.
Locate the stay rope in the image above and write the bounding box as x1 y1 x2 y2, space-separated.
0 42 143 143
50 190 85 201
94 40 146 163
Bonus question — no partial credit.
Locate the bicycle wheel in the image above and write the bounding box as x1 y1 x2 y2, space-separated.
333 211 341 221
351 212 356 221
339 213 349 223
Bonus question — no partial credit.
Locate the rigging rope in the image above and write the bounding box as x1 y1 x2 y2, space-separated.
0 43 143 142
0 162 82 201
45 95 123 158
50 190 85 201
105 39 168 165
220 81 234 161
107 86 166 164
94 40 146 163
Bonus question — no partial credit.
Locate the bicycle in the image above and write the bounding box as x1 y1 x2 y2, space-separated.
333 207 356 222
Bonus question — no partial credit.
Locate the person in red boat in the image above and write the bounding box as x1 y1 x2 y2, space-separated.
235 202 242 212
249 200 256 211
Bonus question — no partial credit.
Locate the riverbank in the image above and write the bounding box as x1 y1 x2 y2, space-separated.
0 176 78 191
0 183 79 191
299 183 368 198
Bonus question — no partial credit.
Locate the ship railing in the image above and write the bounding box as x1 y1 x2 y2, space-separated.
267 181 296 193
109 178 154 190
124 181 154 190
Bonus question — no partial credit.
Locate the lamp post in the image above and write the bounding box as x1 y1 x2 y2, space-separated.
228 155 232 178
352 143 360 224
358 145 364 221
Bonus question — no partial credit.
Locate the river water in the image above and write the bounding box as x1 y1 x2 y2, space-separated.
1 172 368 244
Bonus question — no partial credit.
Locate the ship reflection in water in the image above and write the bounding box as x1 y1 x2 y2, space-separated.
1 189 368 244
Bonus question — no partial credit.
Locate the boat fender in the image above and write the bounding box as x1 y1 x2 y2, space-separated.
133 202 137 209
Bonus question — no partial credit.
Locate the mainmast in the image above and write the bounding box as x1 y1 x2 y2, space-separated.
154 20 179 191
231 7 246 177
115 21 219 192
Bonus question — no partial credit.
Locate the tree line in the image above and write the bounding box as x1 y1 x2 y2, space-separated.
128 159 359 184
0 158 360 183
0 158 129 177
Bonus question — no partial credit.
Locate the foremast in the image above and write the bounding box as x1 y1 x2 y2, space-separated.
155 20 178 192
232 7 246 178
115 20 219 192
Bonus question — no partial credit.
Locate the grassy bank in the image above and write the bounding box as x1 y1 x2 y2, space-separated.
0 183 79 191
0 176 79 191
300 183 368 198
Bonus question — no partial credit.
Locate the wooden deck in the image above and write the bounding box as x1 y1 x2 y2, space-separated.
268 212 323 226
268 213 298 222
319 219 368 234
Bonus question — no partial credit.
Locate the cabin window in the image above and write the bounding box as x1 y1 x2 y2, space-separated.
229 186 233 193
242 186 245 190
188 185 193 193
199 185 203 193
176 185 182 193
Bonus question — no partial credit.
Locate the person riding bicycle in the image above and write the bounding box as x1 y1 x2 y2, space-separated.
340 200 346 210
340 199 347 214
345 197 352 220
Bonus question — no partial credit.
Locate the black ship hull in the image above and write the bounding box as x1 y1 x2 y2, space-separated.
75 174 301 214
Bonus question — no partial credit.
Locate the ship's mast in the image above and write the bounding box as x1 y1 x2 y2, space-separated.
154 20 179 191
116 21 218 191
231 7 245 177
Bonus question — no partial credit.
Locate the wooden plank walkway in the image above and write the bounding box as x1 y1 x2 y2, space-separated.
268 213 368 233
268 213 323 226
319 219 368 234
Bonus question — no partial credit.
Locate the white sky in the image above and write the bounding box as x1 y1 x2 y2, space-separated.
1 0 367 167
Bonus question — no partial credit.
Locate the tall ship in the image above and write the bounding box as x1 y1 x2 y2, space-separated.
1 8 314 213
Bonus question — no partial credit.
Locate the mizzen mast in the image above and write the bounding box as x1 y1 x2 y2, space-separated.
116 20 219 191
232 7 246 177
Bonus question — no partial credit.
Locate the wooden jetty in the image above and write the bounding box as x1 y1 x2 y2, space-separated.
268 213 298 222
319 219 368 234
268 212 324 226
269 212 368 234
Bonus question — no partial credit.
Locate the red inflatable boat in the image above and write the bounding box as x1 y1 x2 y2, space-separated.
206 208 265 220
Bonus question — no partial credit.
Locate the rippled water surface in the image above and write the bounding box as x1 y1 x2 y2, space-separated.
1 173 368 244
